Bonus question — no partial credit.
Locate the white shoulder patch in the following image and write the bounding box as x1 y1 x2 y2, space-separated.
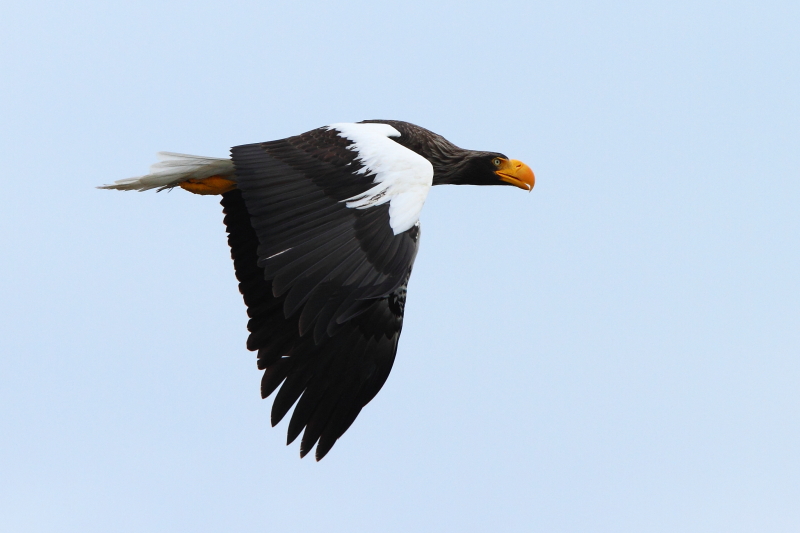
327 122 433 235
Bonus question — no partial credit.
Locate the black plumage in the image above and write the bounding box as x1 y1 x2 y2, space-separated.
224 131 421 459
103 120 534 460
222 186 411 459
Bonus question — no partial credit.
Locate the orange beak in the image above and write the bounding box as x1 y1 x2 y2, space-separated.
495 159 535 191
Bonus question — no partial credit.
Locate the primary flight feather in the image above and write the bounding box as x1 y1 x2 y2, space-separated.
100 120 535 460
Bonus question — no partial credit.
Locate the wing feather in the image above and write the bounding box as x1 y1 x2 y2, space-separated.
221 124 422 458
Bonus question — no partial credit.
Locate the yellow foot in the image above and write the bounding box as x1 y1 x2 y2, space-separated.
179 176 237 195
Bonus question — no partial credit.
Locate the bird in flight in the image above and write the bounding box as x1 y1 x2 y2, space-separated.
101 120 535 460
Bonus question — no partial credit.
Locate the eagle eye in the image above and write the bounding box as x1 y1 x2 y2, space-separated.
492 158 502 167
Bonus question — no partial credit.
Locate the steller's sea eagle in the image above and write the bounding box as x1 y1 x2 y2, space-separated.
100 120 535 460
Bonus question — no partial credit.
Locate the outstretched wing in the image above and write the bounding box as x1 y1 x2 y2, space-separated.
224 123 429 459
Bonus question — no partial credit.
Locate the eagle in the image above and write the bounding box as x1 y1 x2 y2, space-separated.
101 120 535 460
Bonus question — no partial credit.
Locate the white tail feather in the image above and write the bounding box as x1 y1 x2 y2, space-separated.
98 152 235 192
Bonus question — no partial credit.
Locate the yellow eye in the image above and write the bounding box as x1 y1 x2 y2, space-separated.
493 158 502 167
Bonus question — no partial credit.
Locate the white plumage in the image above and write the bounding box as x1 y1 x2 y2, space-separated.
98 152 234 192
328 123 434 235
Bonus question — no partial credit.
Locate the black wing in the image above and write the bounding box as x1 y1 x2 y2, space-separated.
223 127 420 459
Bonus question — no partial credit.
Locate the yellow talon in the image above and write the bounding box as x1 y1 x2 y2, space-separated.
179 176 237 195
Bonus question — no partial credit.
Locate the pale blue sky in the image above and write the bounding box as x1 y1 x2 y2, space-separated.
1 1 798 531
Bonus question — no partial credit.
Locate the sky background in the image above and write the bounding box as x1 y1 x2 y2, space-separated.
1 0 799 531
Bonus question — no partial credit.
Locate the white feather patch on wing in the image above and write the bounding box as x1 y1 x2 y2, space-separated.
328 123 433 234
98 152 235 192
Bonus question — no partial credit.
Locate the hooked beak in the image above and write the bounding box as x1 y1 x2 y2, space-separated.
495 159 535 191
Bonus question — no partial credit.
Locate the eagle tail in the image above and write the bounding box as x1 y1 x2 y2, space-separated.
98 152 235 192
